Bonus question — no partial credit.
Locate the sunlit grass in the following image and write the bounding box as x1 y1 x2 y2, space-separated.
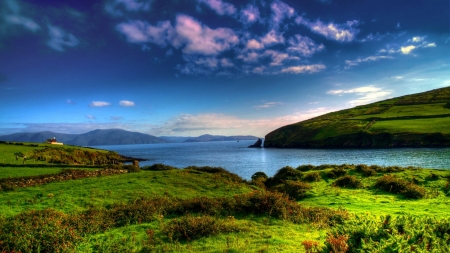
370 117 450 133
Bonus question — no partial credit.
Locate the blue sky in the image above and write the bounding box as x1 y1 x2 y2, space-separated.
0 0 449 137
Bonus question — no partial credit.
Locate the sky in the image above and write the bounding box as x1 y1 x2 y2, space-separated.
0 0 449 137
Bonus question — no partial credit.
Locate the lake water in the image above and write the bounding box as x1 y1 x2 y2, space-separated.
95 140 450 180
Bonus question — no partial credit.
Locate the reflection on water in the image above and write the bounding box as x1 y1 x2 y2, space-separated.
95 140 450 180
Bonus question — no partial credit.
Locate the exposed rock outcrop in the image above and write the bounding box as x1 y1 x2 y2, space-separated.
248 138 263 148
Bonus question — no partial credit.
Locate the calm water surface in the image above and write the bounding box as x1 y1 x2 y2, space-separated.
95 140 450 180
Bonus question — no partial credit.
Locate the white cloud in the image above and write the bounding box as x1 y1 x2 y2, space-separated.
220 58 234 67
252 66 265 74
410 36 425 43
177 56 220 75
173 14 239 55
4 15 40 32
237 51 260 63
110 116 124 120
281 64 326 74
246 39 264 50
66 99 76 104
263 50 297 66
345 55 394 69
240 4 260 24
116 20 174 46
261 29 285 46
400 45 416 54
327 86 392 106
296 17 360 42
425 43 436 47
287 34 324 57
47 25 79 52
198 0 236 16
89 101 111 107
270 0 295 28
119 100 135 106
105 0 152 16
86 115 96 120
254 102 283 109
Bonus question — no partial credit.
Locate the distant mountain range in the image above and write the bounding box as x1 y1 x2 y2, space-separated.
182 134 260 142
0 129 261 146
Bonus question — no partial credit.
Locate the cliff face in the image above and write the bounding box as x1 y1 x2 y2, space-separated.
264 87 450 148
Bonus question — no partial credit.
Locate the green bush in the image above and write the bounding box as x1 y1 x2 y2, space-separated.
274 180 312 200
185 166 245 183
350 164 376 176
332 176 363 189
326 168 346 179
296 164 316 172
303 172 321 182
251 171 268 181
327 215 450 252
266 166 303 187
0 209 82 253
141 163 177 171
122 164 140 173
162 215 242 241
375 175 426 199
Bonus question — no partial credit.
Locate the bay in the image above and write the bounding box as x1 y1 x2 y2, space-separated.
95 140 450 180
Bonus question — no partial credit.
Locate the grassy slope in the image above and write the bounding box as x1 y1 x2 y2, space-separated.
264 86 450 148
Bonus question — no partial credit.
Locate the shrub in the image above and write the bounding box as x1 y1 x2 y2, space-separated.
355 164 376 176
251 172 268 189
303 172 321 182
325 234 349 253
297 164 316 172
141 163 177 171
122 164 140 173
162 215 242 241
326 168 347 179
274 180 312 200
185 166 245 183
361 167 377 177
302 240 320 253
332 176 363 189
251 171 268 181
0 209 82 253
266 166 303 187
355 164 369 172
375 175 426 199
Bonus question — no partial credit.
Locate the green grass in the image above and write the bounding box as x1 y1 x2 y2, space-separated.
351 103 450 119
370 117 450 133
0 169 253 218
0 166 80 178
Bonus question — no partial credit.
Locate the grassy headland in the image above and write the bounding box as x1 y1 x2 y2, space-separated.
0 142 449 252
264 86 450 148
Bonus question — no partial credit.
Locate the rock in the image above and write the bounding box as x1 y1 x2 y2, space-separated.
248 138 263 148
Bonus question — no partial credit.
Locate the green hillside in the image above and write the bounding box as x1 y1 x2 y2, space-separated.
264 86 450 148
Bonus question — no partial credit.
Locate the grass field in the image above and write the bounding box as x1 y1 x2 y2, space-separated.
0 161 449 252
369 117 450 133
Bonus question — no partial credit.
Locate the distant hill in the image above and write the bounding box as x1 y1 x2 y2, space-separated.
264 86 450 148
183 134 261 142
0 131 77 143
0 129 167 146
159 136 193 143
